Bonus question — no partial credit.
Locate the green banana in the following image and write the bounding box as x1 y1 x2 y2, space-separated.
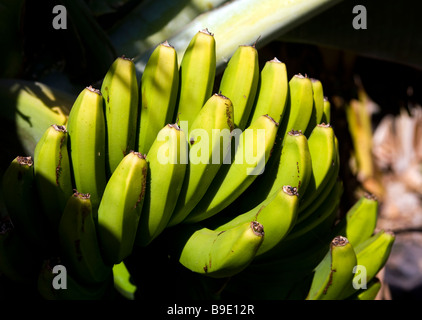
321 97 331 124
112 261 137 300
135 123 188 246
175 29 216 125
101 56 139 176
0 216 41 284
233 128 312 213
1 156 46 247
97 151 148 265
218 44 259 130
248 57 288 126
168 93 234 227
348 277 381 300
137 41 179 155
66 86 107 214
213 185 299 256
339 229 395 299
33 124 73 230
306 235 357 300
58 191 112 285
297 123 338 214
184 114 279 224
37 257 113 300
304 78 325 137
278 74 314 140
335 193 379 247
179 221 264 278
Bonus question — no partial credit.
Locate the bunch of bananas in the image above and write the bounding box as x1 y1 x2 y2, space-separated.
0 29 395 300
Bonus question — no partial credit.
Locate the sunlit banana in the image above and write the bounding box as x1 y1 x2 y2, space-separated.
334 193 379 247
184 114 279 224
218 44 259 130
168 93 234 227
175 29 216 125
234 128 312 213
112 261 137 300
0 216 41 284
339 229 395 299
306 236 357 300
66 86 107 214
97 151 148 265
33 124 73 230
101 56 139 175
179 221 264 278
348 277 381 300
58 191 112 285
248 57 288 126
321 97 331 124
297 123 338 214
278 74 314 140
137 41 179 154
1 156 46 247
135 123 188 246
304 78 325 137
213 185 299 256
37 257 113 300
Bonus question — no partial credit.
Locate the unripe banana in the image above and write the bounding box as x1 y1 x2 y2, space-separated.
339 229 395 299
278 74 314 140
137 41 179 154
33 124 73 230
304 78 325 137
1 156 46 247
214 185 299 256
101 56 139 175
168 93 234 227
58 192 112 285
298 123 338 214
321 97 331 124
112 261 137 300
248 57 288 126
218 44 259 130
306 236 357 300
0 216 41 284
37 257 113 300
179 221 264 278
135 123 188 246
175 29 216 125
67 86 107 214
349 277 381 300
184 114 279 224
97 151 148 265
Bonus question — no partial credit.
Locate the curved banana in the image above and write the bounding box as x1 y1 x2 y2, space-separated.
348 277 381 300
297 123 338 214
179 221 264 278
101 56 139 176
97 151 148 265
0 216 41 284
248 57 288 126
137 41 179 154
1 156 46 247
339 229 395 299
321 97 331 124
278 74 314 140
112 261 137 300
304 78 325 137
175 29 216 125
218 44 259 130
214 185 299 256
58 191 112 285
37 257 113 300
184 114 279 224
67 86 107 214
168 93 234 227
33 124 73 230
135 123 188 246
306 235 357 300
